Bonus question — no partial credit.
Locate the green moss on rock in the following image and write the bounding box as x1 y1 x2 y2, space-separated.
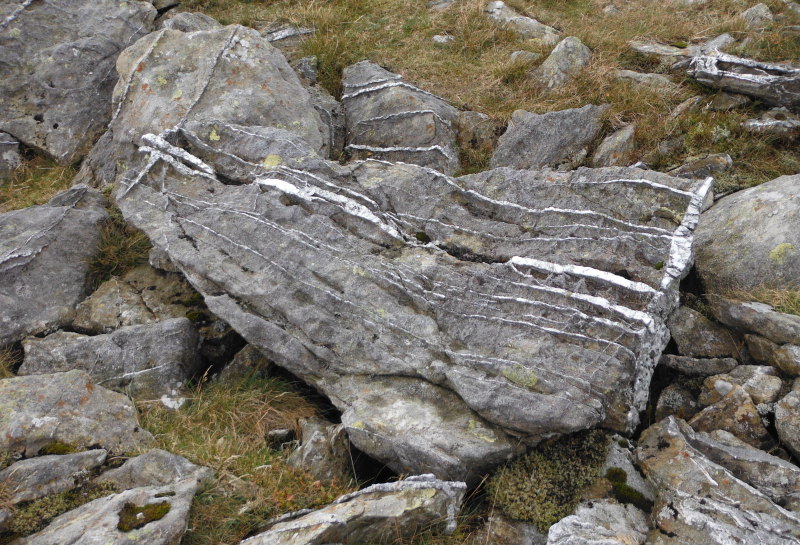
38 441 77 456
117 500 171 532
486 429 610 533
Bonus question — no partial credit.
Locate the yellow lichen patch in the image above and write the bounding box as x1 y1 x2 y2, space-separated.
502 364 538 390
156 75 168 86
209 129 220 142
769 243 795 265
262 154 282 167
468 419 496 443
172 88 183 100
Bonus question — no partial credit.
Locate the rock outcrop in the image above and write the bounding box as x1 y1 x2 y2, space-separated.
484 1 560 44
0 0 157 163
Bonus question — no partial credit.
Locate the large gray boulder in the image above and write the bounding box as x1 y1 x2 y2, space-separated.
637 417 800 545
341 61 460 174
241 475 466 545
111 98 711 481
98 449 213 489
19 318 202 399
0 185 107 346
0 450 107 505
694 174 800 293
75 24 327 187
0 370 154 457
490 105 606 170
529 37 592 91
0 0 157 163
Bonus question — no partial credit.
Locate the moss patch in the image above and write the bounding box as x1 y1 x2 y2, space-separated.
605 467 653 512
117 501 171 532
502 364 538 390
37 441 77 456
486 429 609 532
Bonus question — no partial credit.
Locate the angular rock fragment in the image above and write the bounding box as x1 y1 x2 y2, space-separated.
615 70 680 92
688 384 774 448
743 108 800 138
637 417 800 545
468 514 546 545
0 0 156 163
0 370 153 457
656 383 700 421
708 91 751 111
158 11 222 32
695 175 800 293
711 296 800 344
287 417 353 483
217 344 272 383
747 334 800 376
687 52 800 109
741 3 774 28
98 449 213 489
776 390 800 459
546 500 648 545
0 185 107 346
698 365 783 405
484 1 560 44
669 153 732 179
455 111 501 156
19 318 202 399
591 124 635 168
0 450 107 505
341 61 460 174
529 37 592 91
659 354 738 376
667 305 739 358
75 25 327 187
0 132 22 180
490 105 605 170
241 475 466 545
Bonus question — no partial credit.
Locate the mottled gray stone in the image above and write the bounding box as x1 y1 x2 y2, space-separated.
742 3 774 28
0 370 154 457
293 55 319 85
0 185 107 346
74 24 327 187
776 390 800 459
0 450 107 504
687 52 800 109
309 85 346 160
746 334 800 376
546 500 648 545
669 153 732 179
16 475 203 545
19 318 202 399
484 1 560 44
656 383 700 421
689 384 774 449
341 61 460 174
217 344 272 383
615 70 680 92
98 449 213 489
698 366 783 406
695 176 800 294
711 296 800 345
0 0 156 163
667 305 739 358
110 90 710 480
659 354 738 376
0 132 22 180
599 438 656 502
469 514 546 545
510 50 541 63
490 105 605 170
287 417 353 484
743 108 800 138
241 475 466 545
529 37 592 91
158 10 222 32
708 92 751 111
591 125 635 168
637 417 800 545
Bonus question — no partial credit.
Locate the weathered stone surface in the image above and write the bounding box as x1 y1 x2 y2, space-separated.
529 37 592 91
669 153 732 179
75 24 327 187
659 354 738 376
687 52 800 110
455 111 501 155
241 475 466 545
490 105 605 170
287 417 353 484
114 111 711 480
656 383 700 421
309 85 346 161
776 390 800 459
0 450 107 504
158 10 222 32
341 61 460 174
0 185 107 346
546 500 648 545
711 296 800 345
510 50 541 63
0 132 22 180
629 34 734 63
688 384 774 448
695 175 800 293
667 305 739 358
0 370 153 457
484 1 560 44
19 318 202 399
217 344 272 383
636 417 800 545
73 265 198 333
98 449 213 489
742 3 774 28
261 23 314 48
708 91 751 111
0 0 156 163
615 70 680 92
698 366 783 406
743 108 800 138
591 125 635 168
599 437 656 502
16 476 202 545
746 334 800 376
469 514 546 545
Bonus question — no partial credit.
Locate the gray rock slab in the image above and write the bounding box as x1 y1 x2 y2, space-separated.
19 318 202 399
216 344 272 383
667 305 739 358
0 0 156 164
746 334 800 376
0 185 107 346
708 91 751 111
742 3 774 28
287 417 353 483
341 61 460 174
98 449 213 489
615 70 680 92
669 153 732 179
687 52 800 110
0 370 153 457
0 450 107 504
546 500 648 545
490 105 605 170
743 108 800 138
0 132 22 180
529 37 592 91
710 296 800 345
776 390 800 459
591 124 635 168
241 475 466 545
636 416 800 545
655 383 700 421
659 354 739 376
74 24 327 188
698 366 783 406
689 384 774 449
484 1 560 44
158 10 222 32
695 175 800 294
16 476 202 545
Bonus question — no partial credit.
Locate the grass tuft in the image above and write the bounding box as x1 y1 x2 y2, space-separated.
85 204 151 291
0 156 75 213
726 287 800 316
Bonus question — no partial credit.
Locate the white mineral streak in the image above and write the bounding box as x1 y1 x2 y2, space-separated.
353 109 454 128
346 143 457 163
0 0 34 31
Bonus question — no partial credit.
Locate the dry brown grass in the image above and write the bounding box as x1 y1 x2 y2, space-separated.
726 286 800 316
0 156 75 212
0 346 21 380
